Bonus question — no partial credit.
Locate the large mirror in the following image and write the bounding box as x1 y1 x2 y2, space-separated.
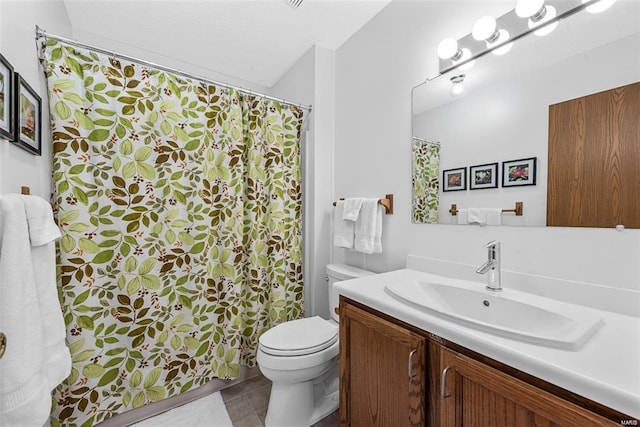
412 1 640 226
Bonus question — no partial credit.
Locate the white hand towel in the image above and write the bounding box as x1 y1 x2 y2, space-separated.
21 195 70 390
341 198 365 222
457 209 470 225
333 201 355 248
0 195 51 426
21 194 61 246
354 199 383 254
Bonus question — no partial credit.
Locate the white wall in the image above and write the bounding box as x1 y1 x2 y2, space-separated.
270 45 335 319
333 1 640 294
0 0 72 197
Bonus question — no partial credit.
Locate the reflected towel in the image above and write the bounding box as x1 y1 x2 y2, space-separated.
467 208 502 226
457 209 469 225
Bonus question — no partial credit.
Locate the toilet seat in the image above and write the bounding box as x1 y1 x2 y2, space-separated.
259 316 338 357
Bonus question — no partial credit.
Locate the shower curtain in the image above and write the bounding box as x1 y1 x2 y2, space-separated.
40 39 305 426
412 138 440 223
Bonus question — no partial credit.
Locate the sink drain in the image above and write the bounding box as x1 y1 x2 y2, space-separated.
483 300 490 307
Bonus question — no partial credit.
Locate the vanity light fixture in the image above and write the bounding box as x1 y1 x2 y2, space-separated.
472 16 513 55
449 74 465 97
435 0 617 75
582 0 616 13
437 38 475 70
516 0 559 36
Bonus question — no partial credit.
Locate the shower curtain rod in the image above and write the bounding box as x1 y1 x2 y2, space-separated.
35 26 313 112
412 136 440 146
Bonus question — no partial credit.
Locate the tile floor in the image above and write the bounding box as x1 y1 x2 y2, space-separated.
220 373 339 427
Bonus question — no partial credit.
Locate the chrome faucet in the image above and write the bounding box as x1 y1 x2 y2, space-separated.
476 240 502 291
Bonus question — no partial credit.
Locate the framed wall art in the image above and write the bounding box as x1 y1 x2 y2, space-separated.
502 157 536 187
469 162 498 190
13 74 42 155
0 53 14 140
442 167 466 192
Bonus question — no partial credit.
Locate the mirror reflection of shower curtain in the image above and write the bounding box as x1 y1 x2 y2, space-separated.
412 137 440 224
40 39 305 426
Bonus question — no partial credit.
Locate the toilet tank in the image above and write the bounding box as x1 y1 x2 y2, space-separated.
326 264 376 322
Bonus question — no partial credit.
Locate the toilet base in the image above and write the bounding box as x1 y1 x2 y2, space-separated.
264 362 339 427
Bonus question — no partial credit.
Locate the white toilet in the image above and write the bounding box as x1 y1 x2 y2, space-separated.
257 264 376 427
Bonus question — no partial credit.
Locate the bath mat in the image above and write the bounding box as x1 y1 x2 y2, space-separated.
131 392 233 427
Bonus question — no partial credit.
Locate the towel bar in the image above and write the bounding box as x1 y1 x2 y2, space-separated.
332 194 394 215
450 201 523 216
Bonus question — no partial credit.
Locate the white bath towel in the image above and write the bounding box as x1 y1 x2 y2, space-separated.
21 195 70 390
354 199 383 254
341 198 365 222
333 201 355 248
0 195 51 426
467 208 502 226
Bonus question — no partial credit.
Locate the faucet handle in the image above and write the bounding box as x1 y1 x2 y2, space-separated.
485 240 500 248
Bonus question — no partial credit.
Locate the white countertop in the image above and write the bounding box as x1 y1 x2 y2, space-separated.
336 268 640 419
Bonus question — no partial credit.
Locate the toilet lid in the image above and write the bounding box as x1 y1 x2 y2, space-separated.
259 316 338 357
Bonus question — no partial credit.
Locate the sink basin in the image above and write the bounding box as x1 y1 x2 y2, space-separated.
385 280 603 350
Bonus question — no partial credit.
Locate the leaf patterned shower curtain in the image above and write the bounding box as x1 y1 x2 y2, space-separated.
40 39 305 426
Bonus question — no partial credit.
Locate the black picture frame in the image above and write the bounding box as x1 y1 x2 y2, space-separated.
0 53 15 140
502 157 537 187
12 73 42 155
469 162 499 190
442 167 467 192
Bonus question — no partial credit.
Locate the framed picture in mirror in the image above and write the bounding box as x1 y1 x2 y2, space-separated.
13 74 42 155
503 157 536 187
0 53 14 140
442 167 466 192
470 162 498 190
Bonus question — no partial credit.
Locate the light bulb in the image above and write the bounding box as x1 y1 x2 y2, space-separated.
453 48 475 71
487 29 512 55
583 0 616 13
449 75 465 97
472 16 498 42
449 83 464 97
516 0 545 18
437 38 459 60
529 5 559 36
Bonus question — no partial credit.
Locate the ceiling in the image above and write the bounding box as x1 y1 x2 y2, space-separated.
61 0 393 88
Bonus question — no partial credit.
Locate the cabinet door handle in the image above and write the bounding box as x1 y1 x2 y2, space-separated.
441 366 453 398
408 349 417 379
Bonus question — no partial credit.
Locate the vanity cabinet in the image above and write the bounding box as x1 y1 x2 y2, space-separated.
339 298 426 426
438 346 618 426
339 297 626 427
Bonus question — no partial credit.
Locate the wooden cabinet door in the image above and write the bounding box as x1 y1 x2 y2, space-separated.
339 299 426 426
439 347 618 427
